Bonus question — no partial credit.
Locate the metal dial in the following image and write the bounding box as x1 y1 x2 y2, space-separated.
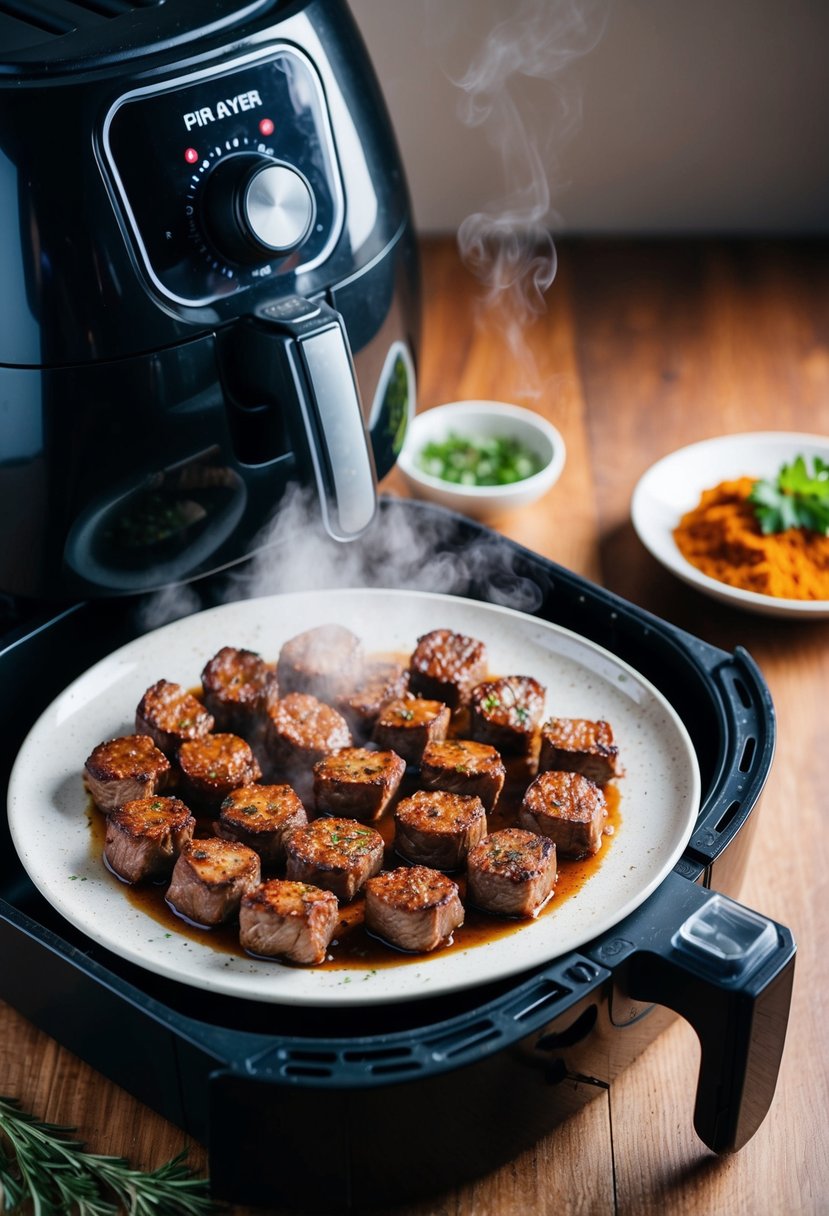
201 153 315 266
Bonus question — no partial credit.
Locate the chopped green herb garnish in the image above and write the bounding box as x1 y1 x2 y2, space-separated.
416 431 544 487
482 694 500 713
749 454 829 535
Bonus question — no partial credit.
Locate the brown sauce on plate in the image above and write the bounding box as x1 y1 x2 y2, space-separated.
88 771 621 971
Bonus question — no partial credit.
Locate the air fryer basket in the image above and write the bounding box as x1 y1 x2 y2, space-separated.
0 499 795 1211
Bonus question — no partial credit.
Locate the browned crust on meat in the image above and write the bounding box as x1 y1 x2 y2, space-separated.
135 679 214 755
408 629 488 708
538 716 621 782
177 733 262 808
239 879 339 964
285 818 384 874
312 748 406 819
419 738 506 810
372 697 451 764
394 789 486 836
468 675 546 754
83 734 172 812
108 796 195 840
468 828 555 882
200 646 277 733
104 796 196 884
214 783 308 861
520 769 607 858
365 865 460 914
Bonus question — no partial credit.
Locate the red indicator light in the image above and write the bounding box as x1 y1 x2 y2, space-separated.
258 117 275 137
184 147 199 164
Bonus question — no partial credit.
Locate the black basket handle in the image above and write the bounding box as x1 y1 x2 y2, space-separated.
588 870 795 1152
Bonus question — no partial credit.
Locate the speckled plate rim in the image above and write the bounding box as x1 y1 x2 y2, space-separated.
7 589 700 1007
631 431 829 619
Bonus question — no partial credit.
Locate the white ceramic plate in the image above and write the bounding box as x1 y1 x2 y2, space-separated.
8 589 700 1006
631 431 829 619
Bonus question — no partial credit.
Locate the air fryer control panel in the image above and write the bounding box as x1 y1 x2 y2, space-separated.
102 46 344 307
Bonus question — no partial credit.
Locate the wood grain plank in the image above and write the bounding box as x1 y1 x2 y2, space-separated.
565 239 829 1216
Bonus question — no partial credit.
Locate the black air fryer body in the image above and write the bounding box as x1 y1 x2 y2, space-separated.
0 0 419 598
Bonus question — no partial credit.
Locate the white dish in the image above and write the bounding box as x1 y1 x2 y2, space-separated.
631 431 829 619
397 400 566 519
7 589 700 1007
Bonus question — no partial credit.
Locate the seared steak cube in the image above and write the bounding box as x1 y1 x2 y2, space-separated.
539 717 621 785
166 837 261 926
284 817 384 902
313 748 406 821
372 697 451 765
408 628 488 709
519 770 607 858
135 679 214 756
337 659 408 741
468 675 546 756
277 624 363 702
177 733 261 810
215 783 307 865
200 646 277 737
364 866 464 953
393 789 487 870
239 879 339 965
104 796 195 884
467 828 556 918
83 734 171 813
419 739 506 811
265 693 352 790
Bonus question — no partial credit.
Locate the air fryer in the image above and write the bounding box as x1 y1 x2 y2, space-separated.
0 0 419 599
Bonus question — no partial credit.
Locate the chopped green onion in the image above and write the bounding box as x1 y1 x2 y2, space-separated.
416 432 545 487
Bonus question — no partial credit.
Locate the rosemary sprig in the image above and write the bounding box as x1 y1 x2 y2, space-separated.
0 1096 218 1215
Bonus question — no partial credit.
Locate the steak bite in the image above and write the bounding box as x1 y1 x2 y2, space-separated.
265 693 352 790
276 624 363 703
214 783 308 865
393 789 487 871
239 879 339 965
337 659 408 741
372 697 451 766
313 748 406 821
407 628 488 709
467 828 557 918
519 769 607 859
104 796 195 884
284 817 384 902
538 717 621 785
364 866 464 953
177 733 261 810
419 738 506 812
200 646 277 737
166 837 261 926
468 675 546 756
135 679 214 756
83 734 171 813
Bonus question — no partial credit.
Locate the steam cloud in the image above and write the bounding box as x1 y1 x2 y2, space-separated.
136 487 545 634
428 0 609 376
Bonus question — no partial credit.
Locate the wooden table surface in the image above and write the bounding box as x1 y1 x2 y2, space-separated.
2 237 828 1215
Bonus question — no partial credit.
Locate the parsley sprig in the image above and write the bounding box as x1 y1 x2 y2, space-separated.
0 1096 217 1215
749 455 829 535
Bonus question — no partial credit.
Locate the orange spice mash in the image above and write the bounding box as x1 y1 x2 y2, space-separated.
673 476 829 600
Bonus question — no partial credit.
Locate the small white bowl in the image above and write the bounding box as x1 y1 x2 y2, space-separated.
397 400 566 520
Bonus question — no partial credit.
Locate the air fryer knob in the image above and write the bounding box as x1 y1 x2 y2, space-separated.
201 153 315 266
